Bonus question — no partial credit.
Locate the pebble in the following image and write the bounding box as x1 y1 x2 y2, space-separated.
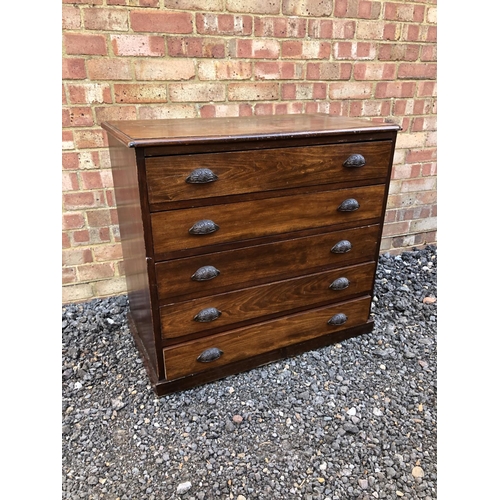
62 246 437 500
177 481 192 494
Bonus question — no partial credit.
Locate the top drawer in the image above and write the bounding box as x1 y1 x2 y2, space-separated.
145 141 393 208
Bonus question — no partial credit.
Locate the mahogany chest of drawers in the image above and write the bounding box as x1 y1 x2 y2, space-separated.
102 114 399 396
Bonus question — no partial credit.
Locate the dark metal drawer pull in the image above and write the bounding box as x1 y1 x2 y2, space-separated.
191 265 220 282
338 198 360 212
197 347 224 363
185 168 218 184
189 219 220 235
331 240 352 254
328 313 348 326
193 307 222 323
329 277 350 291
343 154 366 168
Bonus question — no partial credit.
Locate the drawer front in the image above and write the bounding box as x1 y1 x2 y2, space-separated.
163 295 372 380
146 141 393 207
151 184 385 256
155 224 380 302
160 261 376 340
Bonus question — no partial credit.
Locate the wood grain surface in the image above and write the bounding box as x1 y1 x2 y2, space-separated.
163 295 372 380
145 141 393 207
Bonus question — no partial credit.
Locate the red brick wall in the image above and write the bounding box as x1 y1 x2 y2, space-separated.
62 0 437 304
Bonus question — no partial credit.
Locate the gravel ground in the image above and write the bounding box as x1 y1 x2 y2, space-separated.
62 246 437 500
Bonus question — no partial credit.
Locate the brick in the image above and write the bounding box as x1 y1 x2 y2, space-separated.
349 100 391 117
309 19 355 39
228 82 279 101
63 190 106 210
74 129 107 149
283 0 333 16
391 163 421 180
62 5 81 30
334 42 376 60
229 39 280 59
427 7 437 23
83 8 128 30
62 0 102 4
63 106 94 127
130 10 193 33
87 208 112 227
87 59 132 80
411 116 437 133
169 83 225 102
307 62 351 80
80 170 107 189
355 21 386 40
421 45 437 62
353 63 397 80
226 0 280 14
62 248 93 265
68 83 112 104
165 0 223 9
62 232 71 249
410 216 437 234
282 83 327 100
93 243 123 262
168 37 225 58
62 266 77 284
398 63 436 80
62 283 94 304
358 0 382 19
382 221 411 238
63 58 87 80
384 2 423 22
135 59 195 80
282 40 331 59
114 84 167 103
62 130 75 150
255 61 303 80
395 131 426 150
62 171 80 191
198 60 252 80
64 33 107 55
63 152 80 170
305 101 334 114
254 102 303 115
406 149 437 163
78 263 115 281
93 278 127 298
196 13 252 35
200 103 253 118
379 43 420 61
375 81 415 98
417 81 436 97
254 16 306 38
77 151 101 170
329 82 373 100
138 104 197 120
111 35 165 57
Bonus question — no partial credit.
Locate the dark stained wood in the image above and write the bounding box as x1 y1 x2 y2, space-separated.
155 224 380 302
107 137 159 377
102 113 400 149
151 184 386 254
102 113 399 396
163 296 372 380
145 141 393 206
160 261 376 341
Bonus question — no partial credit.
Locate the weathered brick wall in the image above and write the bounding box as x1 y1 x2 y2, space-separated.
62 0 437 304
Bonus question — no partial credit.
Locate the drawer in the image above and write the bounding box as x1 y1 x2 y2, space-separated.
163 295 372 380
160 261 376 340
145 141 394 208
155 224 380 302
151 184 386 256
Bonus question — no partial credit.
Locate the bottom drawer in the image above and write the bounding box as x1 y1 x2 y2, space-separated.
163 295 372 381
